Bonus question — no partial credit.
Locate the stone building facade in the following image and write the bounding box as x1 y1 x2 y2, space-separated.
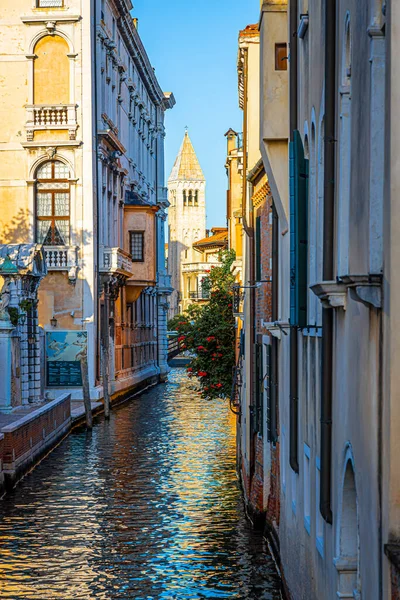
229 22 281 541
256 0 400 598
0 0 173 408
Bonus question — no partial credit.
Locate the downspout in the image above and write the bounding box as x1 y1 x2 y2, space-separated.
320 0 336 525
289 0 299 473
270 201 278 442
155 109 160 373
93 0 101 384
241 46 256 481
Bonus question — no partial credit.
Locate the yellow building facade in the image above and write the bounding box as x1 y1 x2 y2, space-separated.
0 0 173 407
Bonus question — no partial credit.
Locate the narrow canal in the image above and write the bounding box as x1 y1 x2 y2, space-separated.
0 369 281 600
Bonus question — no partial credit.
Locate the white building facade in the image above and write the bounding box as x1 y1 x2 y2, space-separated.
258 0 400 598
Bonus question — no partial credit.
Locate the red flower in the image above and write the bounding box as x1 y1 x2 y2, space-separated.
198 371 208 377
216 383 223 389
228 303 233 308
187 367 193 372
178 335 186 342
206 336 216 343
197 346 207 352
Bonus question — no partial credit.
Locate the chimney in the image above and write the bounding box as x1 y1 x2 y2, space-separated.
206 229 210 238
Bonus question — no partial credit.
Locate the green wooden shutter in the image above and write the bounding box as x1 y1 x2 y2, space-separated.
290 130 309 328
255 342 263 434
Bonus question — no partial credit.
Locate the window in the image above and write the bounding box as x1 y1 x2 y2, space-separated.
183 190 187 206
130 231 144 262
37 0 63 7
275 43 288 71
304 443 311 534
36 161 70 246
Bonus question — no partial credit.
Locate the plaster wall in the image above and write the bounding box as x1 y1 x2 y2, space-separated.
276 1 384 598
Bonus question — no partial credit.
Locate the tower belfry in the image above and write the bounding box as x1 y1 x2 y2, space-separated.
168 130 206 316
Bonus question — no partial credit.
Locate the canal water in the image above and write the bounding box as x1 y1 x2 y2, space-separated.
0 369 281 600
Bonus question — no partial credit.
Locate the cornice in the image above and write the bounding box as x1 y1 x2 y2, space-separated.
21 14 81 24
113 1 165 107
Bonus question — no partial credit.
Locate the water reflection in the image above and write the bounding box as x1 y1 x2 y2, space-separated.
0 370 281 599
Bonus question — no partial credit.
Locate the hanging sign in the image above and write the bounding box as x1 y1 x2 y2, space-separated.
46 330 87 387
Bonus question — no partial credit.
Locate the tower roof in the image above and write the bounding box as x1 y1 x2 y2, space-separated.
168 130 205 182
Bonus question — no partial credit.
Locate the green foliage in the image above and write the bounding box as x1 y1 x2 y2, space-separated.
19 299 33 313
7 307 19 327
174 250 236 399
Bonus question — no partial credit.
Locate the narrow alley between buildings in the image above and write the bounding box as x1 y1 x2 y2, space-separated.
0 370 282 600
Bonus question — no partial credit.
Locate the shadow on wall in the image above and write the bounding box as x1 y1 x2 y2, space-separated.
0 209 32 244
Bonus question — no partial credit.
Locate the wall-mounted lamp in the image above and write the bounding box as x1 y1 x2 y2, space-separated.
50 316 58 328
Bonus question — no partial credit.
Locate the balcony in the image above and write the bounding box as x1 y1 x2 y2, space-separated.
43 246 79 283
44 246 78 270
182 262 213 274
189 291 210 301
25 104 78 141
99 247 134 278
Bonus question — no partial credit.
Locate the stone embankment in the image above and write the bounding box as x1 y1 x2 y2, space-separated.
0 377 160 496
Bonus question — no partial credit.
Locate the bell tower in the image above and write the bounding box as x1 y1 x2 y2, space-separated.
168 130 206 317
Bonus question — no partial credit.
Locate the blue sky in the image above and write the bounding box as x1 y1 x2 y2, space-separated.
133 1 258 227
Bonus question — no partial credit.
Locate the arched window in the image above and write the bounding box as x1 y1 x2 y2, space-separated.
183 190 187 206
34 35 70 105
36 161 70 246
336 456 360 598
194 190 199 205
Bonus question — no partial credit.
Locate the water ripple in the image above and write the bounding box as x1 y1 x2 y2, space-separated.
0 369 281 599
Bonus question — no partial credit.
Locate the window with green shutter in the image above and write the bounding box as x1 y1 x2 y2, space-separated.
290 130 309 328
254 342 264 435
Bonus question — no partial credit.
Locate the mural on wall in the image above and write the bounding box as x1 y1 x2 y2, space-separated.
46 331 87 387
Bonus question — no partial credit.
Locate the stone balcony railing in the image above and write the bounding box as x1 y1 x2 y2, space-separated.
43 246 79 283
99 247 134 278
44 246 78 270
182 262 216 274
25 104 78 141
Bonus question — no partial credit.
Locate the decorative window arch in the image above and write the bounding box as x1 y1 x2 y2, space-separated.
35 160 70 246
33 35 70 105
342 13 352 87
335 447 360 598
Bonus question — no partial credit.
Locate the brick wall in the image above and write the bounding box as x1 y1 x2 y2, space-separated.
249 435 264 515
0 433 4 493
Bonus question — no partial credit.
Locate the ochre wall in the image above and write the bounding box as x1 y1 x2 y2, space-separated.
34 35 70 105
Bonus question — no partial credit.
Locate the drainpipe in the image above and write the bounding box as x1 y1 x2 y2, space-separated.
289 0 299 473
320 0 336 525
155 110 160 373
241 47 256 480
93 0 101 384
270 201 279 442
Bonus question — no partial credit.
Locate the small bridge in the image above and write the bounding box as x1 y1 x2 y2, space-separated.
167 335 192 367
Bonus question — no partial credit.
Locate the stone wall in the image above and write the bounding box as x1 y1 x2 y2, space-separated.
1 394 71 488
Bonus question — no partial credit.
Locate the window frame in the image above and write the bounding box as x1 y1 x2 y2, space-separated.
35 160 70 246
275 43 288 71
36 0 64 7
129 230 145 262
